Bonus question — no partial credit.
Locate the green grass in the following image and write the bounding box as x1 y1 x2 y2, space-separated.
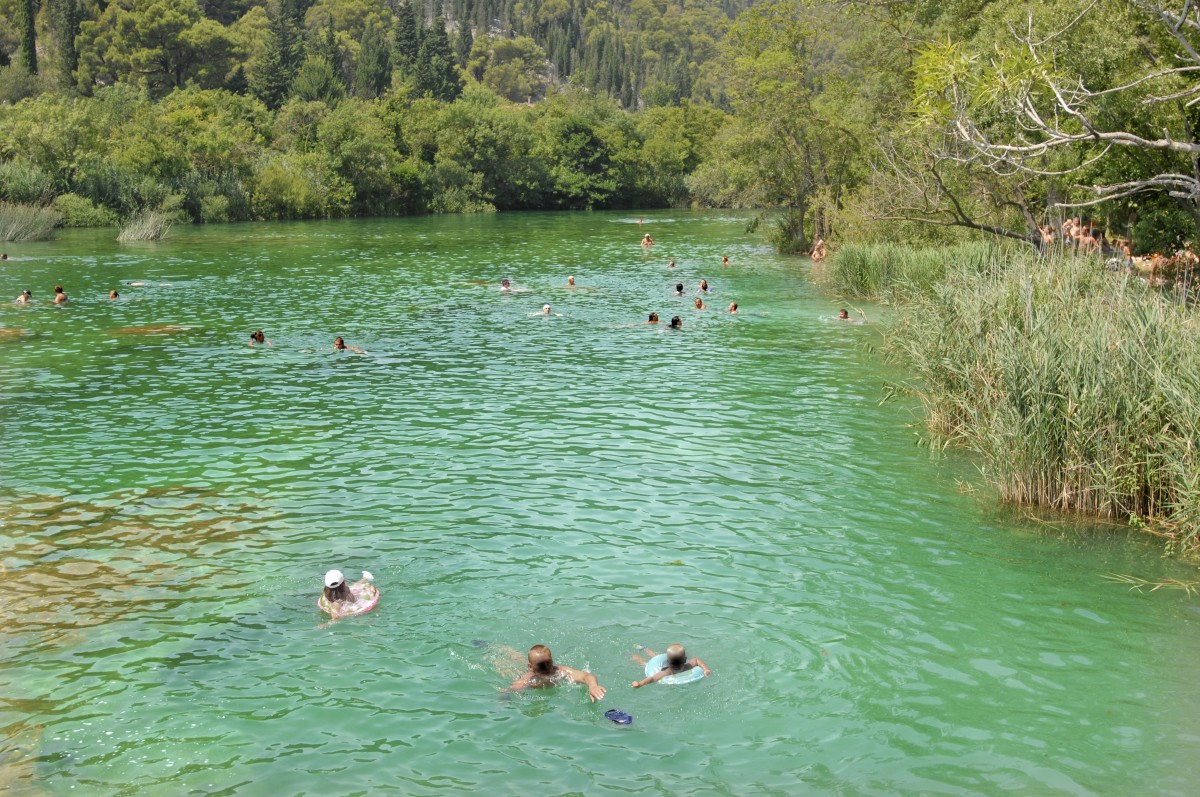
0 202 60 241
873 248 1200 556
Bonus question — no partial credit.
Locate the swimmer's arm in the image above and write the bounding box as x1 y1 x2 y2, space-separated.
507 672 535 693
631 669 671 689
561 666 606 702
690 657 712 676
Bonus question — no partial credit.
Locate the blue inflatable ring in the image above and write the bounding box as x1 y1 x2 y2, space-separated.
645 653 704 685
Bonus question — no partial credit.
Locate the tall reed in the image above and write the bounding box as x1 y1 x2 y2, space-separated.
885 251 1200 553
117 210 173 242
0 202 60 241
816 241 1008 300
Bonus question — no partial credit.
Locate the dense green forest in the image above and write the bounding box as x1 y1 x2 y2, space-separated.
2 0 1200 255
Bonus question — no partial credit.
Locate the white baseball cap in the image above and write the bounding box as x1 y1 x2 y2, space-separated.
325 569 345 588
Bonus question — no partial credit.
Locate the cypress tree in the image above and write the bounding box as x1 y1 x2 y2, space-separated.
49 0 82 84
454 24 473 69
17 0 38 74
253 2 305 109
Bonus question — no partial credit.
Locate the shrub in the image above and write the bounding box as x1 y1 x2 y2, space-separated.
0 160 54 204
200 195 230 223
52 193 119 227
0 202 61 241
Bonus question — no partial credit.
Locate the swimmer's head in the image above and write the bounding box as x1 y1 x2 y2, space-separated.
542 304 551 314
529 645 555 675
729 302 738 313
694 297 703 308
334 337 346 349
699 280 708 290
838 309 849 319
251 330 265 343
325 570 345 589
109 290 119 299
21 290 31 297
675 283 684 293
501 278 511 287
54 285 64 294
670 316 682 329
649 312 659 323
567 276 575 285
666 644 687 668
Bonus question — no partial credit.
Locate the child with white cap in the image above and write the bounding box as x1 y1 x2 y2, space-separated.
319 569 378 618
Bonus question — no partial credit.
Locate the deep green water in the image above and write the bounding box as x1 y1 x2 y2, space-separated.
1 212 1198 796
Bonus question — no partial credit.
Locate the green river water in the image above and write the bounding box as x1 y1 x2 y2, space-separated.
0 211 1197 796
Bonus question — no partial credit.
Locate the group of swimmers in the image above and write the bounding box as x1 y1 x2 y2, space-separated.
13 285 72 304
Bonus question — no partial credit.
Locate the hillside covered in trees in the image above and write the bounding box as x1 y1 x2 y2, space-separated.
2 0 1200 257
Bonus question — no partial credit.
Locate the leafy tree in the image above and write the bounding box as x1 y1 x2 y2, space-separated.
293 55 345 104
75 0 238 95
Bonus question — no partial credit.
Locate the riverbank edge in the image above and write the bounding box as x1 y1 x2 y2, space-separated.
815 242 1200 560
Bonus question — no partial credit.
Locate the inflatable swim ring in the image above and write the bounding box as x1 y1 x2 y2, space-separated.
318 582 380 618
645 653 704 685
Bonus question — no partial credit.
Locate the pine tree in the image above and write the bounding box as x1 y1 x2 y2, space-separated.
416 14 463 101
354 23 392 98
454 24 473 69
17 0 38 74
49 0 82 85
253 2 306 109
394 2 422 75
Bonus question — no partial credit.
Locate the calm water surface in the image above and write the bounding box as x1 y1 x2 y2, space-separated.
1 212 1198 796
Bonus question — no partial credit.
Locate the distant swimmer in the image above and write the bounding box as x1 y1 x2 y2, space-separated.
631 643 711 688
109 290 120 300
722 256 730 269
1 253 8 260
249 330 272 346
837 308 867 323
507 645 606 702
641 233 655 248
668 260 676 269
728 302 738 314
674 283 685 297
333 337 365 353
500 278 512 292
694 297 707 310
53 285 68 304
15 289 32 304
670 316 682 329
531 304 562 317
566 275 576 288
647 312 660 324
838 309 850 320
697 279 711 294
126 281 147 286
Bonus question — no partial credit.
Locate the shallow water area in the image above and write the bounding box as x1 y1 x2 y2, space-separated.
1 212 1198 796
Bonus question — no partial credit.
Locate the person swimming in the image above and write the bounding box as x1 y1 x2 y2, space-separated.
697 279 711 294
53 285 68 304
249 330 271 346
566 275 576 288
728 302 738 314
670 316 682 329
694 297 706 310
15 289 31 304
507 645 606 702
631 643 711 688
674 283 685 297
722 256 730 268
500 278 512 292
668 260 676 268
109 290 120 300
641 233 655 247
333 337 365 353
647 312 659 324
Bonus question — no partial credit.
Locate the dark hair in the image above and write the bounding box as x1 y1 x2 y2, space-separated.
323 582 353 602
649 312 659 322
675 283 684 292
670 316 682 328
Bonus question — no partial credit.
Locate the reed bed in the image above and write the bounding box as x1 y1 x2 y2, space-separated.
882 251 1200 555
816 241 1006 300
117 210 173 242
0 202 60 241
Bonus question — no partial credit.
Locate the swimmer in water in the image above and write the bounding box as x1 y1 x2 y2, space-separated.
322 569 374 605
500 278 512 292
127 281 147 287
722 256 730 268
249 330 272 346
674 283 685 297
109 290 120 300
694 297 707 310
838 309 850 320
1 253 8 260
668 260 676 268
333 337 365 353
647 312 660 324
641 233 655 248
631 643 711 688
670 316 682 329
728 302 738 314
507 645 606 702
15 289 32 304
837 308 867 323
697 279 711 294
53 285 68 304
566 275 576 288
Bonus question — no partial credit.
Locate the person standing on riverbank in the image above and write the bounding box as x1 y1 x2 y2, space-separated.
508 645 606 702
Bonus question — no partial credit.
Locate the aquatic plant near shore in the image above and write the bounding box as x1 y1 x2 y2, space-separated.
0 202 60 241
815 241 1008 300
117 210 173 242
883 251 1200 555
